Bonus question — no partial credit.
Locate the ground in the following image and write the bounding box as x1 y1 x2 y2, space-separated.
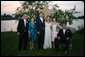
1 29 84 56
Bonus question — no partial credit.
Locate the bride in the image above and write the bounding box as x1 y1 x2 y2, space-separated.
43 16 52 49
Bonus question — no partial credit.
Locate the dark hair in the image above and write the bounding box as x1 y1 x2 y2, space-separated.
53 16 55 18
31 17 34 19
28 17 34 22
46 15 50 18
52 17 56 22
62 23 67 26
39 12 44 15
23 14 27 16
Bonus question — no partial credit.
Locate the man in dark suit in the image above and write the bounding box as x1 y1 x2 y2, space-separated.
17 14 29 54
36 12 45 49
54 23 72 54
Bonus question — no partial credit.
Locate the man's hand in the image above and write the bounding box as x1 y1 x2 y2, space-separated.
57 36 60 40
37 32 40 35
17 32 20 36
66 37 69 40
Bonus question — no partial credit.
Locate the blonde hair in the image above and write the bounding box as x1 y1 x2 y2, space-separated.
46 16 51 22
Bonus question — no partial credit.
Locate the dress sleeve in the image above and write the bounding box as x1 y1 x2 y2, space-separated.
57 23 62 29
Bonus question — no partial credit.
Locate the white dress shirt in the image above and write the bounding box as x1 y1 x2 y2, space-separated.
40 17 43 23
24 19 27 27
63 29 66 35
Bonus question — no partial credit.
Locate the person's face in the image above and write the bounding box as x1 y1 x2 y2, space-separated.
39 13 43 17
62 24 66 29
31 18 34 22
23 14 27 20
53 18 56 22
47 17 50 22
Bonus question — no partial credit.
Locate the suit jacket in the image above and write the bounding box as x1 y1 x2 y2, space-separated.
57 29 72 40
36 17 45 33
17 19 29 35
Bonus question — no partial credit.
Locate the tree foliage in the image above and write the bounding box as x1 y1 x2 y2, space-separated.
53 5 78 25
14 1 49 20
14 1 79 25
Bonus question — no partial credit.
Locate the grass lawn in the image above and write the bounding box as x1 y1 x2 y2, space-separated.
1 29 84 56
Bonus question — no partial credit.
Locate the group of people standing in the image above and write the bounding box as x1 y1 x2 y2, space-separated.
17 12 72 55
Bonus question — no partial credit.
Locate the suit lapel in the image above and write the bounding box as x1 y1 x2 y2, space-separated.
23 19 25 27
62 29 64 35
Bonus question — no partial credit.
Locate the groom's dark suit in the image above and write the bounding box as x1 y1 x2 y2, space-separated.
17 19 28 52
36 17 45 49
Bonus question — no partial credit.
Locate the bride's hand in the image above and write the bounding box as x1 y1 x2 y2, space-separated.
44 18 47 23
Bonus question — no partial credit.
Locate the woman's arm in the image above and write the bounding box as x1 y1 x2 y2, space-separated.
57 23 62 29
28 31 30 38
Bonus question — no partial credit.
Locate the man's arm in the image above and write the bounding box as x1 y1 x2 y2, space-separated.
57 29 62 39
66 29 72 40
17 20 21 35
36 18 40 35
69 29 72 39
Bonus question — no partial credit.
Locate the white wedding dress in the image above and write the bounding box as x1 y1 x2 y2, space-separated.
43 22 52 49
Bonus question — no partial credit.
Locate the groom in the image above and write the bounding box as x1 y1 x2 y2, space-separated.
36 12 45 49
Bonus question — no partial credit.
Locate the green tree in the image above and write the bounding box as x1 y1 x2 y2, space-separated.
14 1 50 20
53 5 79 25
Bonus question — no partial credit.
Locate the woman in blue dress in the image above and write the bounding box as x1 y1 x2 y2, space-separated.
28 17 36 50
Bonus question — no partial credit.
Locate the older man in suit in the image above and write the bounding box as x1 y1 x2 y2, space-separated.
17 14 29 54
54 23 72 54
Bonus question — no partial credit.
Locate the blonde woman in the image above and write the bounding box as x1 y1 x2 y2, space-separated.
43 16 52 49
